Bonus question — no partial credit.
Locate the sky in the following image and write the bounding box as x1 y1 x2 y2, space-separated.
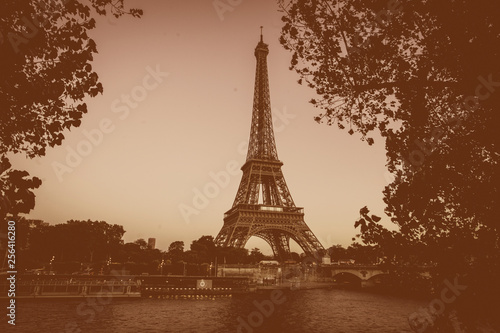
9 0 393 254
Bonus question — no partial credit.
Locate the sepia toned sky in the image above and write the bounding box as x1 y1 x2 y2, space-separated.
9 0 393 254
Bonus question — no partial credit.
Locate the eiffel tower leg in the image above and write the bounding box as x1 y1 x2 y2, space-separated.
289 231 324 259
276 233 291 260
254 230 291 260
215 224 246 248
252 231 278 258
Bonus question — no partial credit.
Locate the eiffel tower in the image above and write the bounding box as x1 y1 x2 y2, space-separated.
215 29 325 260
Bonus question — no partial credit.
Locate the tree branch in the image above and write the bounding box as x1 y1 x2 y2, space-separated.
353 80 457 93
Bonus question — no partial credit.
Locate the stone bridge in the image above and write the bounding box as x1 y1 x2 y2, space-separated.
323 265 389 287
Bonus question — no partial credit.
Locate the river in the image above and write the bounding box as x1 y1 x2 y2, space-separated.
2 288 427 333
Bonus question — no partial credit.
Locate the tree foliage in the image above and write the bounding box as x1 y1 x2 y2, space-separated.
0 218 125 268
280 0 499 329
0 0 142 220
327 243 380 264
190 235 216 263
0 156 41 218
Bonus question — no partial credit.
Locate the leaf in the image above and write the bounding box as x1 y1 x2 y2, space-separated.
77 103 88 113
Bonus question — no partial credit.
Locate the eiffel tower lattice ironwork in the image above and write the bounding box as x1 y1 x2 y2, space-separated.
214 30 325 260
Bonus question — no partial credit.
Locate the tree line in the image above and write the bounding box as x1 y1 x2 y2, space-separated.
0 218 274 275
0 218 383 275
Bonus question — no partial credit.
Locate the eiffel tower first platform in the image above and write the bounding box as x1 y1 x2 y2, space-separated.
214 30 325 260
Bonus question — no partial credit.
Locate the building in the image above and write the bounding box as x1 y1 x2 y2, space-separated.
147 238 156 249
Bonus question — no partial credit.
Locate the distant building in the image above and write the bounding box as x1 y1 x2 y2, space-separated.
259 260 280 266
148 238 156 249
338 259 356 265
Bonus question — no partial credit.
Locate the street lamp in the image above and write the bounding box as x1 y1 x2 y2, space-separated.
49 256 55 274
160 259 165 275
106 257 111 274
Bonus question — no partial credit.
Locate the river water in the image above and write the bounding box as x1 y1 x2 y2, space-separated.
3 289 426 333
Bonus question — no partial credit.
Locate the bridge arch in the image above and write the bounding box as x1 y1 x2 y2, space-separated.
331 272 363 286
328 267 389 281
332 271 364 281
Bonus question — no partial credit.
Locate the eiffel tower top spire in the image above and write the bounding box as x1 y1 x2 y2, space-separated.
246 28 279 162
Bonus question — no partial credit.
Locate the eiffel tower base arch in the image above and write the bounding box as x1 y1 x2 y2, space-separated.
215 204 324 260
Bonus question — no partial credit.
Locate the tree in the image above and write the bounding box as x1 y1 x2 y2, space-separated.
345 242 379 265
1 218 126 270
327 244 347 262
0 217 44 270
168 241 184 253
122 242 142 263
64 220 124 262
168 241 184 262
280 0 499 330
216 246 250 264
0 157 42 220
249 247 265 263
0 0 142 221
190 235 216 263
134 238 148 250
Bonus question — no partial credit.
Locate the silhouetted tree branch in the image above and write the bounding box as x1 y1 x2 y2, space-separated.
0 0 142 221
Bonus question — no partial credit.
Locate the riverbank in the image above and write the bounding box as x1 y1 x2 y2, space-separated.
0 273 434 300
